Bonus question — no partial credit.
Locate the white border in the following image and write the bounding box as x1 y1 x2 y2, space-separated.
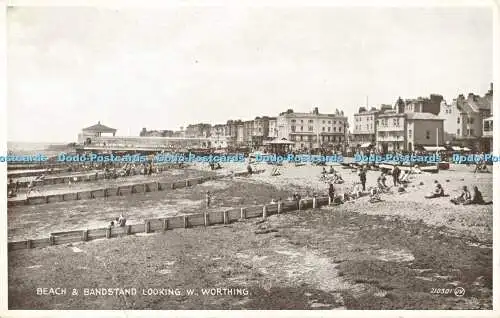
1 0 499 317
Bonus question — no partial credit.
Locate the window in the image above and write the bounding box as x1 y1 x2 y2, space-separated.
328 127 331 132
308 135 312 141
457 117 460 124
322 127 325 132
334 121 337 124
457 129 460 135
323 120 325 124
408 129 412 137
300 126 303 131
258 128 262 132
328 121 331 124
291 119 296 123
334 127 337 132
366 125 369 130
426 130 430 139
290 135 295 141
300 136 304 141
470 129 474 135
301 120 304 123
309 119 314 123
308 126 313 132
469 118 474 124
393 119 398 126
339 127 342 132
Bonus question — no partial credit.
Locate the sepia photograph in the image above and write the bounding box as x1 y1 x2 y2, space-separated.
4 0 497 312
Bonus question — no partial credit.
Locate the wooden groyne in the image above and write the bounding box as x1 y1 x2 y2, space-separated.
8 163 189 179
7 168 68 178
8 162 68 171
10 163 185 188
7 169 265 207
8 195 330 251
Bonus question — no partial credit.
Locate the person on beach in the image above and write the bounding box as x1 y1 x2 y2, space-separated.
26 180 39 197
328 183 336 202
329 166 335 174
351 182 363 199
118 214 127 227
377 172 388 191
369 187 382 203
358 167 367 191
292 192 301 201
206 191 211 208
451 186 472 205
411 164 422 174
392 166 401 186
474 161 488 173
399 170 411 184
425 180 445 198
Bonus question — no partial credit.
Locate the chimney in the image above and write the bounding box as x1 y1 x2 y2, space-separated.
313 107 319 115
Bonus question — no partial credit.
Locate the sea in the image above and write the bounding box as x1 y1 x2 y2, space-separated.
7 141 74 158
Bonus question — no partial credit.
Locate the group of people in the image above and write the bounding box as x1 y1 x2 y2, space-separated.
321 166 344 184
450 185 491 205
109 214 127 228
424 180 490 205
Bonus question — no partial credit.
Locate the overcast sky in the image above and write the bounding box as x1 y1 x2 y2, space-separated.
7 5 493 142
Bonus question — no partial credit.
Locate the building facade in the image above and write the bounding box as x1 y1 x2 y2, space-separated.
483 117 493 152
140 128 175 137
185 123 212 138
405 112 444 152
277 107 348 150
268 117 278 139
210 124 229 138
376 111 444 152
376 112 407 152
395 94 443 115
352 107 379 146
251 116 271 148
439 83 493 151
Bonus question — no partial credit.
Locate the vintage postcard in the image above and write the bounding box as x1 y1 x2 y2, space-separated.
1 0 498 316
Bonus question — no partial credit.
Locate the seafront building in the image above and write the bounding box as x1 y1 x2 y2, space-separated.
77 84 492 154
276 107 348 151
439 83 493 151
483 116 493 152
79 121 117 142
268 117 278 139
375 96 445 153
351 107 378 147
